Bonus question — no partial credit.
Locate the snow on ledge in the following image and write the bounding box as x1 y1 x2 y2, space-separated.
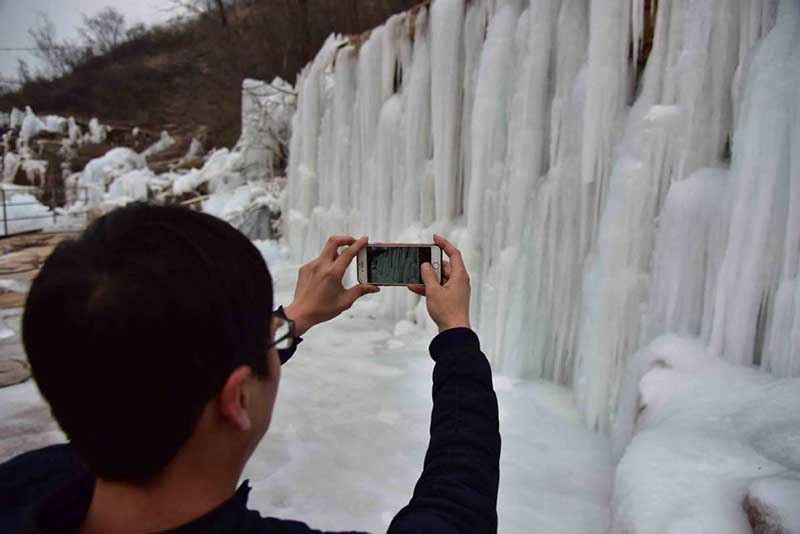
610 335 800 534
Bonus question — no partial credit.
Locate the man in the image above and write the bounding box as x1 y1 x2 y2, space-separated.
0 203 500 533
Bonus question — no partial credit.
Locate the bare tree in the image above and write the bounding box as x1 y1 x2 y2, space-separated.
28 13 83 78
126 23 149 42
17 59 32 84
167 0 231 27
78 7 127 55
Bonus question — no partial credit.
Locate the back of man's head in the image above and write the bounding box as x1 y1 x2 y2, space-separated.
23 203 273 482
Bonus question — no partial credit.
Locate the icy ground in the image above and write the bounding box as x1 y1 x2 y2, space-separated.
0 245 612 534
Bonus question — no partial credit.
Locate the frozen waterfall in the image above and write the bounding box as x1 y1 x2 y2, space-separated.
284 0 798 431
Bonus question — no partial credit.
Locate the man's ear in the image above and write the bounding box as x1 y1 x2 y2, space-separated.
219 365 253 431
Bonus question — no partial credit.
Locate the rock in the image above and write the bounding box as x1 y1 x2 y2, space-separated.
744 477 800 534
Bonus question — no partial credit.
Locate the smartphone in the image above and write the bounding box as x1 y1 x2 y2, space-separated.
357 243 443 286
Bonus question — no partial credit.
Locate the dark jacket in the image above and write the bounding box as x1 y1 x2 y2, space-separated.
0 328 501 533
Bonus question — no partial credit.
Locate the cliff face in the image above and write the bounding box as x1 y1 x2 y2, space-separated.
0 0 422 146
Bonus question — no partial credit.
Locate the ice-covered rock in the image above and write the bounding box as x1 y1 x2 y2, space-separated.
107 168 155 203
79 148 147 202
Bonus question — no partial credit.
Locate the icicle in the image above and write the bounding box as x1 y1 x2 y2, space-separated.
430 0 465 222
404 8 433 229
709 0 800 367
579 0 632 253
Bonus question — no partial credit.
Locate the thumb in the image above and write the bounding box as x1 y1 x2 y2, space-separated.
420 263 438 288
345 284 380 305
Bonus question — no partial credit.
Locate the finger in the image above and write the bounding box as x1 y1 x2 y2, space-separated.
408 284 426 297
322 236 356 261
420 262 439 288
433 235 467 276
442 260 452 281
345 283 380 305
334 235 368 273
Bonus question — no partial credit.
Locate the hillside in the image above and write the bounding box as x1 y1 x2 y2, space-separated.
0 0 421 148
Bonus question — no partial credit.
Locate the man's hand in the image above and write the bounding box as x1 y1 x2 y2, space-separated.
409 235 472 333
284 236 379 336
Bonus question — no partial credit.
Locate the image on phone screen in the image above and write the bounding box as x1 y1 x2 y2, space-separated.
367 246 432 284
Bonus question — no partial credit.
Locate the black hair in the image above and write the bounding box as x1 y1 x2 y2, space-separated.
23 203 273 482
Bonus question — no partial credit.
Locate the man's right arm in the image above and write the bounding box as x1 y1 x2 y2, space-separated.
388 328 500 534
389 235 501 533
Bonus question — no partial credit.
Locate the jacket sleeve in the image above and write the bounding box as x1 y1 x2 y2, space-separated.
388 328 501 534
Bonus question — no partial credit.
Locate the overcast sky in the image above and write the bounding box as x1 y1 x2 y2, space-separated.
0 0 175 82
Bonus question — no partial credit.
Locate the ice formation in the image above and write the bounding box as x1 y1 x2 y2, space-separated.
86 118 108 144
2 153 21 184
107 169 155 203
9 108 24 129
238 78 295 181
285 0 797 430
79 148 147 202
142 130 176 157
17 108 46 150
172 148 245 196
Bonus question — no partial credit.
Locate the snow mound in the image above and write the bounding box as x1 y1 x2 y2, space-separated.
610 335 800 534
0 191 54 236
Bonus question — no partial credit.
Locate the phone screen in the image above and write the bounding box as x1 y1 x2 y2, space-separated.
367 246 432 284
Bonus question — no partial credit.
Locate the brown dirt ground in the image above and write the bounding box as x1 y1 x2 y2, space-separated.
0 233 73 309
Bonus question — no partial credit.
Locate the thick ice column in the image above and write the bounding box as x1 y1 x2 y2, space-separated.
354 29 385 229
504 0 558 247
369 95 405 240
430 0 465 222
672 0 743 179
331 47 358 211
403 9 433 230
484 0 560 373
765 93 800 377
464 0 522 331
710 0 800 367
641 168 728 345
459 2 488 215
464 0 521 250
573 0 685 430
579 0 632 253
